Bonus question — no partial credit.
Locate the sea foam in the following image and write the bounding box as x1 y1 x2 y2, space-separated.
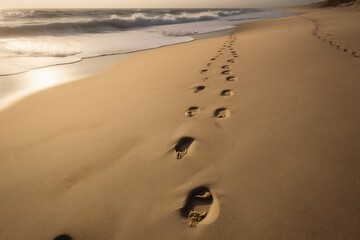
0 8 289 75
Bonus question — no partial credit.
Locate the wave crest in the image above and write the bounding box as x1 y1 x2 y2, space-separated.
0 10 245 36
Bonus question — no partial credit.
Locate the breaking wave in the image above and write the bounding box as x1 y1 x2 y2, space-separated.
0 10 248 36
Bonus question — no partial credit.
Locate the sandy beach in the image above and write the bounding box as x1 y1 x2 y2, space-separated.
1 4 360 240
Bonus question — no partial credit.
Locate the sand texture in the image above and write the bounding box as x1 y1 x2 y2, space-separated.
0 6 360 240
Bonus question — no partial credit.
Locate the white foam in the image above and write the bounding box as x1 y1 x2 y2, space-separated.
0 9 290 76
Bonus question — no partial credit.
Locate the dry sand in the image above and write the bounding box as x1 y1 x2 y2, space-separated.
1 5 360 240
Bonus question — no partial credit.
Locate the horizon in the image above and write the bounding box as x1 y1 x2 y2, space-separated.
0 0 323 9
0 7 281 10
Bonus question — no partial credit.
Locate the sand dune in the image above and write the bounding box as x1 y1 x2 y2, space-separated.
0 5 360 240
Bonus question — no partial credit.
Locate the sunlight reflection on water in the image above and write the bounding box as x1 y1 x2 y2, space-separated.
0 54 130 111
0 68 76 111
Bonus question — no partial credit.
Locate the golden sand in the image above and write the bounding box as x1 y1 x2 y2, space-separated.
0 5 359 240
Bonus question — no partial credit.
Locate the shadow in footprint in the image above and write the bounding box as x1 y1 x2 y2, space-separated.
200 69 208 74
185 107 200 117
180 186 213 227
226 76 237 82
221 65 230 69
174 137 195 159
194 86 206 93
227 59 235 63
221 70 231 75
221 89 234 96
53 235 72 240
214 108 230 119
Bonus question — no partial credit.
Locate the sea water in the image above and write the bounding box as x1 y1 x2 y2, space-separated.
0 8 288 76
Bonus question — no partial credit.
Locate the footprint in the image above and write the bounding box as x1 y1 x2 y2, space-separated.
226 76 237 81
194 85 206 93
227 59 235 63
53 235 72 240
221 70 231 75
211 58 216 61
221 89 234 96
185 107 200 117
206 63 212 67
180 186 213 227
221 65 230 69
231 51 237 54
174 137 195 159
200 69 208 74
214 108 230 119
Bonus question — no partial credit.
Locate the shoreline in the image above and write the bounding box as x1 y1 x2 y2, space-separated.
0 13 262 78
0 20 250 111
0 9 292 111
1 5 359 240
0 26 238 78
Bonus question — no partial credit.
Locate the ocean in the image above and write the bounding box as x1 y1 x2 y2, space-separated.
0 8 287 76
